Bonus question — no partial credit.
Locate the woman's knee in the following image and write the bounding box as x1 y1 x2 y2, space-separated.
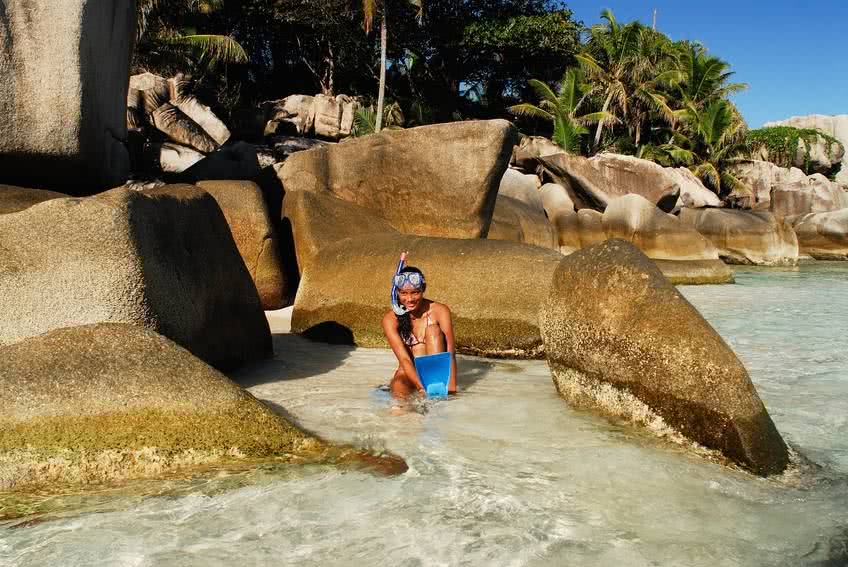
424 322 446 353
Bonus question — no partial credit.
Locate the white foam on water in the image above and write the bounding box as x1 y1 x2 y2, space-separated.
3 264 848 566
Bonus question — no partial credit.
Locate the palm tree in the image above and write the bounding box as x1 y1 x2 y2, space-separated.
362 0 422 133
508 68 607 154
674 42 746 110
135 0 248 80
647 100 749 196
577 9 680 149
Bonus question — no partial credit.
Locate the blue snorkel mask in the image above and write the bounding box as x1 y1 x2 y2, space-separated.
390 252 425 316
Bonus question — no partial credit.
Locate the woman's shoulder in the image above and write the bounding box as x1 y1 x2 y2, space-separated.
426 300 451 316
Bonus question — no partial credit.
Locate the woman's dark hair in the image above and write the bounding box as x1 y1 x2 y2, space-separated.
396 266 424 343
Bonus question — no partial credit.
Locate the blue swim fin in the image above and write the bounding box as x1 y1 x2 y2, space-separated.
414 352 451 399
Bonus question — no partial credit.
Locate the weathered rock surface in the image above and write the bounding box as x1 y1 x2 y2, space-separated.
195 181 289 310
539 153 681 211
665 167 722 209
498 168 544 210
791 209 848 260
733 160 848 213
488 195 558 250
293 233 564 357
152 103 220 154
0 324 407 492
0 0 135 193
262 94 358 140
602 194 718 261
283 189 397 274
278 120 518 238
540 183 580 254
0 185 271 369
0 185 68 214
763 115 848 179
511 136 563 170
679 208 799 265
540 239 789 476
601 194 732 283
156 142 206 174
770 174 848 218
178 141 261 183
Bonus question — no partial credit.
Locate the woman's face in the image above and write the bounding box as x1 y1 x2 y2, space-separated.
398 285 424 312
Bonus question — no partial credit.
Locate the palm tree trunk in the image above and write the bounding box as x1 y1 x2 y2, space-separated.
593 94 612 151
375 11 387 133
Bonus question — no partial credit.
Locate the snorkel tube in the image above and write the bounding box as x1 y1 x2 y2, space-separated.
391 251 409 316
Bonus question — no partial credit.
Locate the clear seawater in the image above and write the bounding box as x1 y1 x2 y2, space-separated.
2 263 847 566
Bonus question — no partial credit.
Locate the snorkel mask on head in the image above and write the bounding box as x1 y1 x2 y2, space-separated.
390 252 425 316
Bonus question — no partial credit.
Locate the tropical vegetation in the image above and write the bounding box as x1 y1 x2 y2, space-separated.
131 1 839 193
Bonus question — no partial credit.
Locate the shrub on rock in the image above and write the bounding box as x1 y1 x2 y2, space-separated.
0 185 271 369
540 239 789 476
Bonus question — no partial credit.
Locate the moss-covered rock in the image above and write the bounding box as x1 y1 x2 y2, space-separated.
0 324 406 492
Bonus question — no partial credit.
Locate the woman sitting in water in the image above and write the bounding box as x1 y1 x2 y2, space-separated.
381 261 457 398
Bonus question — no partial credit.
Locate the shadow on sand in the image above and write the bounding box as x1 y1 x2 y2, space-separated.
230 331 356 387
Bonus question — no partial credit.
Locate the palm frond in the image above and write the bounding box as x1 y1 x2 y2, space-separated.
167 34 248 65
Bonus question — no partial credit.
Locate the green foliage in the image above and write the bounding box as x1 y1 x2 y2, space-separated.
352 101 405 136
508 68 606 154
745 126 844 174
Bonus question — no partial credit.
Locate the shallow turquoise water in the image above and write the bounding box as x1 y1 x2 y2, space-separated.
2 263 847 566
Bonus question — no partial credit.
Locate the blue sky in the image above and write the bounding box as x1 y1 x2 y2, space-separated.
564 0 848 127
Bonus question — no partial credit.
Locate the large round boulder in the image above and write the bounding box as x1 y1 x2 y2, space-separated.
540 239 789 476
195 180 290 310
0 324 406 492
679 208 799 265
0 185 271 370
791 209 848 260
0 185 68 214
0 0 135 193
293 233 564 358
277 120 518 238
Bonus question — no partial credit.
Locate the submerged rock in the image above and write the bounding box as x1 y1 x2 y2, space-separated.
278 120 518 238
0 0 135 193
293 233 564 358
540 239 789 476
679 208 799 265
195 181 290 310
0 324 406 492
0 185 271 370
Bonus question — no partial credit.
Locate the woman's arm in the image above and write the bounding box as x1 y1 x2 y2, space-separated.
381 312 425 394
437 304 458 393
